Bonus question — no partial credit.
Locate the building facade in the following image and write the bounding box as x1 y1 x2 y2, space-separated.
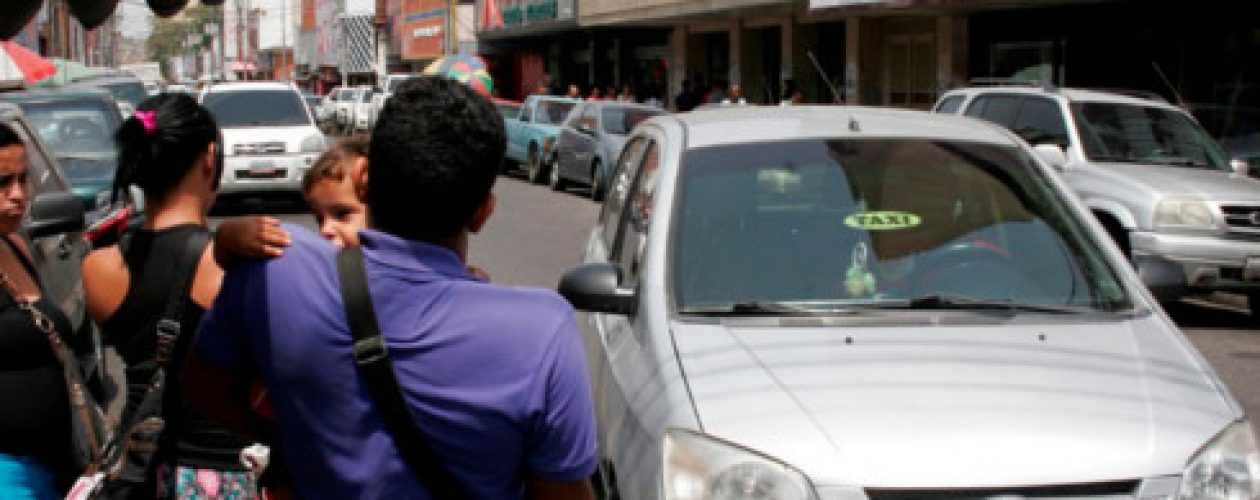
463 0 1259 117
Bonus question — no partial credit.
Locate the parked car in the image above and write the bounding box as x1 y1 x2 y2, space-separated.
552 101 661 199
493 98 522 172
316 86 342 127
164 83 194 96
368 73 420 131
559 105 1257 500
199 81 327 196
328 86 356 132
1 102 93 344
935 85 1260 316
64 74 148 114
503 95 580 183
333 86 369 132
302 92 322 120
352 86 376 132
0 89 124 209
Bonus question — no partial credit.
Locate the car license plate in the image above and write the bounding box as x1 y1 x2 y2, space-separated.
249 160 276 176
1245 257 1260 281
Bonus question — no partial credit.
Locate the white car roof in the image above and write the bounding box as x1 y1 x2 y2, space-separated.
942 85 1182 111
204 81 297 93
665 106 1020 149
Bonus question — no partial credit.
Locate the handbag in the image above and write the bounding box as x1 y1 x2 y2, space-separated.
337 246 472 499
0 244 113 476
66 230 209 500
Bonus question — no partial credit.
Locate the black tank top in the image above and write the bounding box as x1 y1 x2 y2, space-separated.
0 235 77 472
100 224 249 471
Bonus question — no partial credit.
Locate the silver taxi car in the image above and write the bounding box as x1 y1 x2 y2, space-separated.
559 106 1258 499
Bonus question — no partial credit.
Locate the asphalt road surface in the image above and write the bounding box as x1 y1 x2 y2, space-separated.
209 173 1260 426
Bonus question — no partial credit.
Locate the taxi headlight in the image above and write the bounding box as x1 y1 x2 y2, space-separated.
1154 199 1216 229
1179 420 1260 499
300 134 328 153
664 429 815 500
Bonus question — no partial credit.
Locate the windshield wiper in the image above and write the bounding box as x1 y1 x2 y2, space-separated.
680 301 858 316
56 153 111 160
1146 158 1213 168
868 294 1092 314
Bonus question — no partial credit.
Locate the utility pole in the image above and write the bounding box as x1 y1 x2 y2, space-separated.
375 0 387 83
236 0 246 79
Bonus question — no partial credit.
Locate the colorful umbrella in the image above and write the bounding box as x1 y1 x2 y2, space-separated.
422 54 494 97
26 58 115 88
0 40 56 84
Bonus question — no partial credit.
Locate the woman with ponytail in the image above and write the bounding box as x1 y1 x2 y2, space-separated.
81 93 260 499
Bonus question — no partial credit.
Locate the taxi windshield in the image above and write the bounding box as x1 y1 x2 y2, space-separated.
673 139 1132 313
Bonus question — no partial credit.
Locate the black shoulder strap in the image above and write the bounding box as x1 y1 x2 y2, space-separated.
336 246 470 499
97 229 209 467
153 230 209 366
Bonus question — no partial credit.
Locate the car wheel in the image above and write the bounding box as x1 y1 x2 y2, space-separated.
590 160 606 201
549 160 568 191
527 146 547 184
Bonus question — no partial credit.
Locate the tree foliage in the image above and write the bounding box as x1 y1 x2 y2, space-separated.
147 5 221 80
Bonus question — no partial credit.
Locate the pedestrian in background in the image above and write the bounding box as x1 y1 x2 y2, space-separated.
184 76 597 500
565 84 582 99
0 123 98 500
617 84 635 102
722 83 748 106
80 94 260 499
674 79 696 112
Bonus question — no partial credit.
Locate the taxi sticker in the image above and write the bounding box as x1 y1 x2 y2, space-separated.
844 211 922 231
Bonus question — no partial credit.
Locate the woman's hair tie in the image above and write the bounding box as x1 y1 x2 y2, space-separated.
134 111 157 134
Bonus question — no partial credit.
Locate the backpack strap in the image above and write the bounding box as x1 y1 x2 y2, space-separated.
337 246 470 499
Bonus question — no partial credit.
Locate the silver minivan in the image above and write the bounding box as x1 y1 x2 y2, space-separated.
559 106 1258 499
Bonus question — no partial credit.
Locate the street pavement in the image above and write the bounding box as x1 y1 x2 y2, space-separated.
210 172 1260 426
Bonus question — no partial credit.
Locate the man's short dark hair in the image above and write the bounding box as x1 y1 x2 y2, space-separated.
368 76 506 242
0 122 23 149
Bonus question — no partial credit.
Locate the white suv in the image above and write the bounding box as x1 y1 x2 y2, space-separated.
199 81 327 195
936 84 1260 314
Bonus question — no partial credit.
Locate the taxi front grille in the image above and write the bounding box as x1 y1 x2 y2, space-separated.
1220 205 1260 232
864 480 1139 499
233 142 286 156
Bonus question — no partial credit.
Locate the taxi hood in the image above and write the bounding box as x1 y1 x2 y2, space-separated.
670 314 1237 488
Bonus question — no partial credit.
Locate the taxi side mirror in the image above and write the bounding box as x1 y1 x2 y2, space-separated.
558 262 637 315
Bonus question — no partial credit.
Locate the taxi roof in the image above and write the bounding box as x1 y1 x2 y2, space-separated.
659 105 1019 150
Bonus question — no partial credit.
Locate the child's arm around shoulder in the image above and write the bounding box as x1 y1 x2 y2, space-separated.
213 216 292 267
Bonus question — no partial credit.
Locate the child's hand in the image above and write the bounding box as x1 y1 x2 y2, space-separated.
214 216 292 265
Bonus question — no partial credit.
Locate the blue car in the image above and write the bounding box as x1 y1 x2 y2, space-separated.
503 95 581 184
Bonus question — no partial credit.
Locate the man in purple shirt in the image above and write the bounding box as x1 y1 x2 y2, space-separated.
184 77 597 499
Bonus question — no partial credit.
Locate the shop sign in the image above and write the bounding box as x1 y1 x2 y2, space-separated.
809 0 888 8
401 0 447 61
482 0 571 31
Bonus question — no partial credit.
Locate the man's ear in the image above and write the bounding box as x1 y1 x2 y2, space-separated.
468 193 496 234
351 157 369 200
202 142 217 175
